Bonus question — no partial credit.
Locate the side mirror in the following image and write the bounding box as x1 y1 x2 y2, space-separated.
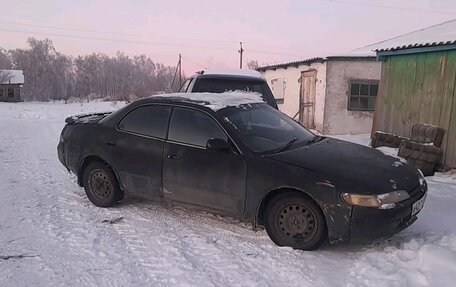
206 138 230 153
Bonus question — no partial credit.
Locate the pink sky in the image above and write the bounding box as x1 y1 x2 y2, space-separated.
1 0 455 74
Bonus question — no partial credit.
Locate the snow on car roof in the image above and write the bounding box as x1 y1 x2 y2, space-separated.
152 91 265 111
199 69 265 80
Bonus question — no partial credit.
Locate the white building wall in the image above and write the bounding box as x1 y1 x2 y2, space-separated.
261 62 327 133
324 60 382 135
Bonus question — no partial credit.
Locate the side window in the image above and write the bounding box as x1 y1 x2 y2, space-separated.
168 108 227 147
179 78 193 92
118 105 171 139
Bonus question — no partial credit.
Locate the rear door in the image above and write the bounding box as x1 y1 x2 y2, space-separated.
163 107 247 216
108 104 171 198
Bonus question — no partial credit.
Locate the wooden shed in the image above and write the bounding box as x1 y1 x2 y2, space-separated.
0 70 24 102
372 20 456 169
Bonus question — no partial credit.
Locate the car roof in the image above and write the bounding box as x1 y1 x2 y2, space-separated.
195 69 266 81
135 91 265 112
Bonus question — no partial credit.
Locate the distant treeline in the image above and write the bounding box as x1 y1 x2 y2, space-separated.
0 38 180 102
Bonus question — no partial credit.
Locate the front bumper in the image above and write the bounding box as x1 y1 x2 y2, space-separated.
349 184 427 243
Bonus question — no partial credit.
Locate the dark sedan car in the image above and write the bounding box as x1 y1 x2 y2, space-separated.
57 92 427 250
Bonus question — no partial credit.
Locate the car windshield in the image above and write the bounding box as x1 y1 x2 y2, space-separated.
219 103 316 153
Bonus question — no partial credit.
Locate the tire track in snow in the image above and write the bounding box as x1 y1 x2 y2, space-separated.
108 210 197 286
99 198 326 287
0 121 153 286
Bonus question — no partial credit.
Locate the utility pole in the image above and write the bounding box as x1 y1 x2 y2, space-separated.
170 54 182 91
178 53 182 88
238 42 244 69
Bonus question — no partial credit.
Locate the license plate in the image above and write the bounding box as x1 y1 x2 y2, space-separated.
412 193 427 216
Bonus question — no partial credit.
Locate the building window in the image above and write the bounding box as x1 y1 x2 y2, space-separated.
0 88 3 98
271 78 285 104
7 88 14 98
348 81 378 111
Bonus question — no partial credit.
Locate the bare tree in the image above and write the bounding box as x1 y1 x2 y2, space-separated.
0 48 11 69
247 60 259 70
0 70 12 84
7 37 177 102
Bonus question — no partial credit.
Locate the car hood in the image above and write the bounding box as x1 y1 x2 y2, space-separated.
265 137 420 194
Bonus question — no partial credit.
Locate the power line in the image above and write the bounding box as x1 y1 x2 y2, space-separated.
248 49 302 57
320 0 456 15
355 18 456 51
0 20 144 38
242 41 303 51
0 27 303 57
0 20 303 53
0 28 233 51
181 56 207 69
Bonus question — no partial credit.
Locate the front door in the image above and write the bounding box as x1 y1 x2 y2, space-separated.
163 107 246 216
299 70 317 129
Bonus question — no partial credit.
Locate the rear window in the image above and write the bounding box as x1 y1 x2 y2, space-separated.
193 78 277 108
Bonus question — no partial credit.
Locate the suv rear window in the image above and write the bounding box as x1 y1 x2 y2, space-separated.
193 78 277 108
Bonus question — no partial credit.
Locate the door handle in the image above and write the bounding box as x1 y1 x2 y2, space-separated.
167 154 180 160
106 140 116 146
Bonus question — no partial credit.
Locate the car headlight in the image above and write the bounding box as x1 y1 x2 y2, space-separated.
342 190 410 209
418 169 426 187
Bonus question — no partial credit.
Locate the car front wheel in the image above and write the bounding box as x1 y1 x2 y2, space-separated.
264 192 327 250
83 162 123 207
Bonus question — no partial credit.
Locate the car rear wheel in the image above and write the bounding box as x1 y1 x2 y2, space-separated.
264 192 327 250
83 162 123 207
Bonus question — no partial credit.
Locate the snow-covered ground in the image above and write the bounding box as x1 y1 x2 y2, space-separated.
1 101 456 287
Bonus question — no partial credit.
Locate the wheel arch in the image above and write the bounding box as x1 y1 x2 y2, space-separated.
77 155 121 188
256 187 326 227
